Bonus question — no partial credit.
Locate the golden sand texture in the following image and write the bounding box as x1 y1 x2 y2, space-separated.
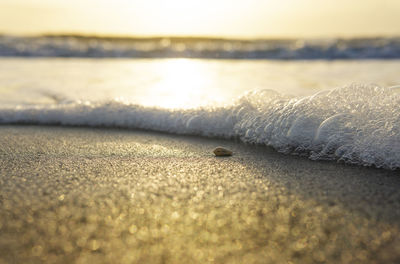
0 126 400 264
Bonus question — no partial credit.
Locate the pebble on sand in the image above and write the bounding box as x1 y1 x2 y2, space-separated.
213 147 233 157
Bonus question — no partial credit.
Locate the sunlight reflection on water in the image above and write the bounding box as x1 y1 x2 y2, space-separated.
0 58 399 109
140 59 224 109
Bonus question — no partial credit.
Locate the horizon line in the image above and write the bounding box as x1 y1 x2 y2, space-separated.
1 32 400 41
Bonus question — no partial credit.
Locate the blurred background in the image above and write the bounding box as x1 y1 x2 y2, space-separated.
0 0 399 109
1 0 399 38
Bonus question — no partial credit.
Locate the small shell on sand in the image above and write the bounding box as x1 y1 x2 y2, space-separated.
213 147 233 156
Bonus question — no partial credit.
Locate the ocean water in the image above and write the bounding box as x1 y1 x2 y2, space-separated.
1 36 400 170
1 35 400 59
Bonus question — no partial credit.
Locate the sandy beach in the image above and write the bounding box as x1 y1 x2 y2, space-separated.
0 125 400 263
1 0 400 263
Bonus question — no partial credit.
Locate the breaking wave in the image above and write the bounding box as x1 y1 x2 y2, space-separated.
1 84 399 170
1 35 400 59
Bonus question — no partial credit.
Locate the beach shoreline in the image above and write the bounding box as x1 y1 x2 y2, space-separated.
1 125 400 263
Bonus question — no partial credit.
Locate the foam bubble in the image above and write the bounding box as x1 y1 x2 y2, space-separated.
0 84 399 169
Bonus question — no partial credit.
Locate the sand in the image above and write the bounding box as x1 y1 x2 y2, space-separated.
0 125 400 264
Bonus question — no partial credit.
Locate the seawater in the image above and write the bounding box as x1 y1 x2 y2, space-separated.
0 58 399 169
1 35 399 59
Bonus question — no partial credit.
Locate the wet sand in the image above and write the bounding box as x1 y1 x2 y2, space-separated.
0 125 399 263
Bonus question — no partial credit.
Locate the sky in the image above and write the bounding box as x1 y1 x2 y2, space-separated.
0 0 399 38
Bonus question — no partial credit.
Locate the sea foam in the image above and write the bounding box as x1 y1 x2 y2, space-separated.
0 84 399 169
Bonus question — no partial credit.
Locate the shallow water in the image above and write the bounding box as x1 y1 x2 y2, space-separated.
0 58 399 169
0 58 399 107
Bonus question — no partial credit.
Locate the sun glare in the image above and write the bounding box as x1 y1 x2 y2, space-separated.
0 0 400 37
141 59 218 109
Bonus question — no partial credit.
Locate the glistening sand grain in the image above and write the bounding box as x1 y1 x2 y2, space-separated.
0 126 399 263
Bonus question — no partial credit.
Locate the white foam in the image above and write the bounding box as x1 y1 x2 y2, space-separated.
1 84 399 169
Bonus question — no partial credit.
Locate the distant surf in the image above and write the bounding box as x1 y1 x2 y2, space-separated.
1 84 399 170
1 35 399 59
